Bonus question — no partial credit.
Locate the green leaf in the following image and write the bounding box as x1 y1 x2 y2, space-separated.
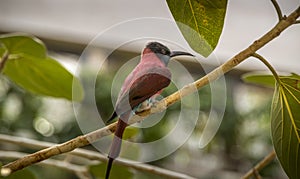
242 72 276 88
243 72 300 178
0 33 46 58
271 74 300 179
0 33 84 101
89 162 133 179
166 0 227 57
242 72 300 88
3 54 84 101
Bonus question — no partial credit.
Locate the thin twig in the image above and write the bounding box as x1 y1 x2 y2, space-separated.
242 150 276 179
1 4 300 177
0 151 91 179
0 124 113 175
0 133 56 149
270 0 284 21
253 168 262 179
0 50 9 73
0 134 197 179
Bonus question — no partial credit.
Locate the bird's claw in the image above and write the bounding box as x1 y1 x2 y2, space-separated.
135 99 152 113
135 96 162 112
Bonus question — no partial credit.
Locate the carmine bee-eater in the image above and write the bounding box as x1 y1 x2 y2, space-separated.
105 42 194 179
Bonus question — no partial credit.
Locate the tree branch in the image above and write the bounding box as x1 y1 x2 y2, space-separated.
0 151 91 179
0 134 197 179
242 150 276 179
1 4 300 177
0 50 9 73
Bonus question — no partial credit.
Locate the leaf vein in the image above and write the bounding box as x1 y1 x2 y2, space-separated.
280 84 300 143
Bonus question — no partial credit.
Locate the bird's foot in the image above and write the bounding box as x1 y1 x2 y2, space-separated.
135 96 161 113
135 99 152 113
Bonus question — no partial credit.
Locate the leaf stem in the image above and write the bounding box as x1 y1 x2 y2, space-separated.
242 150 276 179
270 0 284 21
251 53 281 83
0 50 9 73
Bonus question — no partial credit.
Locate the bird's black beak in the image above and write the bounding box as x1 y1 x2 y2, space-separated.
170 51 194 58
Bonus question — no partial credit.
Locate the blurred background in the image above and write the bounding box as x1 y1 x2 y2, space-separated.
0 0 299 178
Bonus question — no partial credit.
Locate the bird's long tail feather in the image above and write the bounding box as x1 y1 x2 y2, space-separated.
105 158 114 179
105 112 130 179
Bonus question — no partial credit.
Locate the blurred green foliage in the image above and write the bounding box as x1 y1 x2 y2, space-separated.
0 76 82 179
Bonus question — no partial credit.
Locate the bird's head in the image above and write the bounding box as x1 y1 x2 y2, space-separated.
143 42 194 65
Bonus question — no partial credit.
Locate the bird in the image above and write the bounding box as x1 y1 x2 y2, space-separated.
105 41 194 179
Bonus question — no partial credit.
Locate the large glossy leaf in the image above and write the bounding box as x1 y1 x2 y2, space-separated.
2 54 83 101
271 74 300 179
0 34 84 101
166 0 227 57
243 73 300 178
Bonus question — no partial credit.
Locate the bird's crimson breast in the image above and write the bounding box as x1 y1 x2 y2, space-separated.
115 66 171 116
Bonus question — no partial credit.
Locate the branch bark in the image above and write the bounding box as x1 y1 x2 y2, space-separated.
0 134 196 179
0 150 91 179
0 50 9 72
242 150 276 179
1 4 300 177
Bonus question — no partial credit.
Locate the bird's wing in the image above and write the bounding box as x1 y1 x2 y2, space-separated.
115 66 171 116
